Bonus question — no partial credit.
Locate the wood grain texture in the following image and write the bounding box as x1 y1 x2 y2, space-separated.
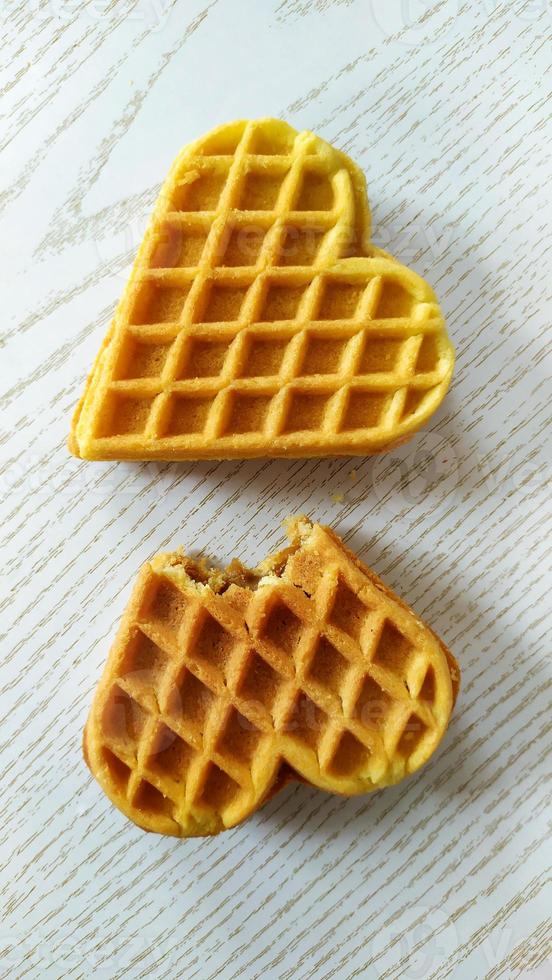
0 1 550 977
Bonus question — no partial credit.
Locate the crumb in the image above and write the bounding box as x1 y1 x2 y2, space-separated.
349 469 357 481
330 492 345 504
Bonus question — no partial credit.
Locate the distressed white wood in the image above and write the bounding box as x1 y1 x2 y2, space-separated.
1 1 551 978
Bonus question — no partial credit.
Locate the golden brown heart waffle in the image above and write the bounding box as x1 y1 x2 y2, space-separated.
84 518 460 836
70 119 454 460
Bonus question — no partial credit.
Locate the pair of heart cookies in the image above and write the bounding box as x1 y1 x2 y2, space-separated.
74 120 458 837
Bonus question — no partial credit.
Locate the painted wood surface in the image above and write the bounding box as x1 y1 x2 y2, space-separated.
1 1 550 977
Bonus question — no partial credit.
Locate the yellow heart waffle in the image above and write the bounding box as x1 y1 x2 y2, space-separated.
84 518 460 837
69 118 454 460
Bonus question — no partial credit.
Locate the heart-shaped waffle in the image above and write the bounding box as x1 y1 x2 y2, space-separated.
70 119 454 460
84 518 460 836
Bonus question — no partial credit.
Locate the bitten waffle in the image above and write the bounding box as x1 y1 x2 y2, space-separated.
84 518 460 837
70 118 454 461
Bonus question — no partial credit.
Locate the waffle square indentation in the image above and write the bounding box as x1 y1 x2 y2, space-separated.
225 394 273 434
239 170 286 210
329 731 370 777
180 339 231 379
199 284 250 322
318 281 363 320
237 650 283 715
115 338 172 380
359 338 404 374
99 393 156 437
172 168 229 212
164 395 214 436
150 224 209 268
300 337 348 375
329 579 369 642
249 126 295 154
166 669 216 730
146 723 196 784
294 170 334 211
102 748 131 793
307 635 350 697
133 780 175 818
261 599 303 654
397 713 429 758
277 225 326 266
102 685 147 744
283 693 327 751
219 226 267 266
129 282 189 325
195 612 233 673
372 620 414 679
283 392 331 432
341 391 388 431
402 388 428 419
215 708 262 765
374 279 414 319
419 667 436 705
119 630 170 690
146 578 187 635
415 335 439 372
239 337 289 377
199 763 240 810
354 674 392 728
260 284 305 321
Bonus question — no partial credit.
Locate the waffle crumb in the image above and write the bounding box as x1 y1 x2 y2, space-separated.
84 517 460 837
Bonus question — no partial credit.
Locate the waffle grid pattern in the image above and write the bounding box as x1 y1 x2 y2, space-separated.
87 524 454 836
72 119 454 459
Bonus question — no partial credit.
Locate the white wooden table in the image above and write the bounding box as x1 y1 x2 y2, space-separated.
1 2 551 977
